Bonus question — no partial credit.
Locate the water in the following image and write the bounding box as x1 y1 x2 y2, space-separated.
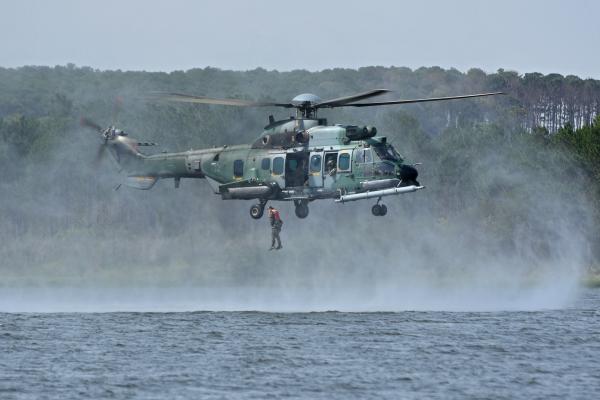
1 289 599 399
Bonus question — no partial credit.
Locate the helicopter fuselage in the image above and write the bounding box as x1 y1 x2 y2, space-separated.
105 117 423 218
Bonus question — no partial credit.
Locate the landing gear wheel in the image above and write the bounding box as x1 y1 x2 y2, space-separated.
372 204 387 216
250 204 264 219
295 203 309 219
371 204 382 216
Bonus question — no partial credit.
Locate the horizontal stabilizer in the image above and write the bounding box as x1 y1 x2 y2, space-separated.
125 176 158 190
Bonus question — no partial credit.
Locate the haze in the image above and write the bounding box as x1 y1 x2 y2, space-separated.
1 0 599 78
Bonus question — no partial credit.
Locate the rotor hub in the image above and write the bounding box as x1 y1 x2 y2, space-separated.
291 93 322 104
291 93 322 118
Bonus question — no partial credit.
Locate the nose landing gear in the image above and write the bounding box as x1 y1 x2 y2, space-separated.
371 197 387 216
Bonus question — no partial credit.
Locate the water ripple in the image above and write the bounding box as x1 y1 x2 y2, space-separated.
0 289 599 399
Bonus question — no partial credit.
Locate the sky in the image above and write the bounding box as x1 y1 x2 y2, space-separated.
1 0 599 78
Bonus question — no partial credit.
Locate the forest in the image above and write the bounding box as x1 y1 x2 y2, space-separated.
0 65 598 286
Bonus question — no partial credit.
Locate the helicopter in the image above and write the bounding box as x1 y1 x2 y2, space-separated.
81 89 502 219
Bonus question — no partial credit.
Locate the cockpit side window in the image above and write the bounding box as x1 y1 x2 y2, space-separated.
376 162 395 176
357 149 373 163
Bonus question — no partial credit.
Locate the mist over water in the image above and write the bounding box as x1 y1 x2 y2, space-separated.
0 107 592 313
0 178 587 313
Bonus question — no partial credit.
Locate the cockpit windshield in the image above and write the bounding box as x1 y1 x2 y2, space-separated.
373 144 402 162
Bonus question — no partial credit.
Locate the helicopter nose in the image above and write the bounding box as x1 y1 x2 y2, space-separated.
399 164 419 185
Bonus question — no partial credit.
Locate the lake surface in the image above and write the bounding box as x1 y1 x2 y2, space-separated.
1 289 599 399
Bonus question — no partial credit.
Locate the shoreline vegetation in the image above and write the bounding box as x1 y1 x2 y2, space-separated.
584 270 600 288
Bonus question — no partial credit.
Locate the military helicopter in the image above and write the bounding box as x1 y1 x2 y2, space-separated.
81 89 502 219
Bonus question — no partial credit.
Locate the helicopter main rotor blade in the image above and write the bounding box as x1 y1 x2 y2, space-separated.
316 89 390 108
338 92 505 107
151 92 294 108
80 117 103 132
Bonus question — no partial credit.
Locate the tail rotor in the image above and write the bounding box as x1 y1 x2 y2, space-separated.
80 117 115 166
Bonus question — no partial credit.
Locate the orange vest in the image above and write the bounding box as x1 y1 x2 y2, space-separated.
270 209 281 221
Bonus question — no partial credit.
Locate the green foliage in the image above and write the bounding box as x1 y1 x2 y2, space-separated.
553 115 600 182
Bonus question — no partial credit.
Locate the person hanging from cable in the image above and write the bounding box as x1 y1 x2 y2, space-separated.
268 206 283 250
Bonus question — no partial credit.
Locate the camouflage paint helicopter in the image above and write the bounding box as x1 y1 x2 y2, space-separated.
81 89 502 219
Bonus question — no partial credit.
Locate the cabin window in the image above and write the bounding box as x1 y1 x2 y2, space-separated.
338 153 351 171
288 158 298 171
272 157 284 175
233 159 244 178
310 154 322 173
261 158 270 170
324 153 337 174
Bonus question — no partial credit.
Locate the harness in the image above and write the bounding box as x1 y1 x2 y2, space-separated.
270 209 282 228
